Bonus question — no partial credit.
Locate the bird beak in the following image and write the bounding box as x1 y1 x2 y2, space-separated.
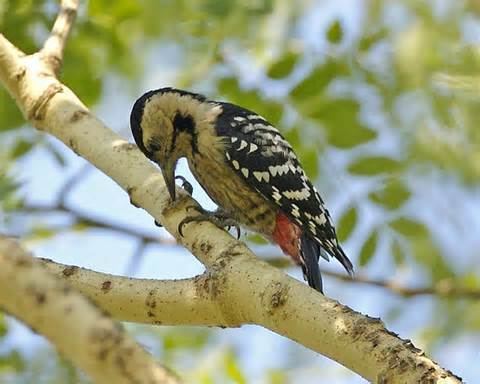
160 162 176 201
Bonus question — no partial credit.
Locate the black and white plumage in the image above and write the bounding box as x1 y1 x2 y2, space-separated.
130 87 353 293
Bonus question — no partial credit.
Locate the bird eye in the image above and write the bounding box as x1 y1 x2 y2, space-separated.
148 138 161 152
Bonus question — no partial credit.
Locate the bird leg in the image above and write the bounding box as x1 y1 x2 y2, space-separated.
178 206 241 239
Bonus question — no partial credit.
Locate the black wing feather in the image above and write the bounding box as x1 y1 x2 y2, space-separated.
215 102 354 278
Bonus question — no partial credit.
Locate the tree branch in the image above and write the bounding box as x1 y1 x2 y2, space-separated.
323 269 480 299
39 257 229 327
262 255 480 299
18 202 174 245
0 6 463 382
41 0 79 75
0 236 180 384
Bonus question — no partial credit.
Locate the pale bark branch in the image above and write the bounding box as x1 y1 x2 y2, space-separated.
0 3 463 382
41 0 79 75
0 236 180 384
0 34 25 102
39 257 229 327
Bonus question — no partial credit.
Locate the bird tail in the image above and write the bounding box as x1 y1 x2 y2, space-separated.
299 234 323 293
325 240 354 277
299 234 354 294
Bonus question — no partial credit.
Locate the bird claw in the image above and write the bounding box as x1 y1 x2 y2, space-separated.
175 175 193 195
154 219 163 227
226 225 241 240
178 208 241 239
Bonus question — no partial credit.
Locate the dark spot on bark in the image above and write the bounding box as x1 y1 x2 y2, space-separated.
124 143 137 151
269 282 288 313
218 243 243 261
146 289 157 309
69 110 88 123
14 67 26 81
154 320 163 325
15 256 33 268
351 319 369 341
200 242 212 255
90 326 124 362
114 142 137 152
62 285 72 295
126 186 140 208
35 292 46 304
192 239 199 251
30 83 63 121
147 310 155 318
217 258 227 268
68 139 79 155
102 280 112 293
63 265 78 277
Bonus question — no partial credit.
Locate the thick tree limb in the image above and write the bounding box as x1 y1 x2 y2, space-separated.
39 257 228 327
0 1 463 382
0 236 180 384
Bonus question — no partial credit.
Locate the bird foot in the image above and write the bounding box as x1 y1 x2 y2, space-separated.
175 175 193 195
178 206 241 239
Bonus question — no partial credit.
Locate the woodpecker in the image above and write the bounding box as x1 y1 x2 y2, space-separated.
130 87 353 293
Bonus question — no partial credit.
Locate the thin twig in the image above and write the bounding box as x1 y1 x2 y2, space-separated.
260 255 480 299
124 239 148 276
57 163 92 205
41 0 79 74
323 270 480 299
19 202 175 245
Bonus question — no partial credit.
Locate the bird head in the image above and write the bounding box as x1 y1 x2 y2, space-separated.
130 87 209 200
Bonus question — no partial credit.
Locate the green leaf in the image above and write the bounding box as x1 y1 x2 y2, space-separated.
0 89 24 131
224 350 246 384
359 229 378 266
389 217 427 238
267 51 299 79
390 218 452 279
301 148 318 179
10 138 35 159
348 156 401 175
290 60 349 101
31 226 56 240
369 179 411 209
267 369 287 384
0 350 25 372
246 233 268 245
358 28 388 52
337 206 357 242
326 19 343 44
0 313 8 338
412 236 453 280
314 99 377 148
163 328 210 351
391 238 406 266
